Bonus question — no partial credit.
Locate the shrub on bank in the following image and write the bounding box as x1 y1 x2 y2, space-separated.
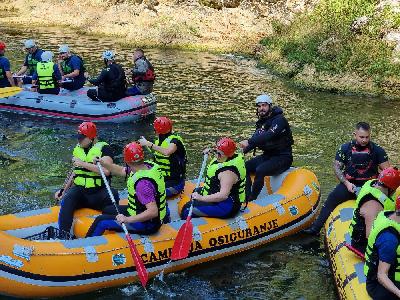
260 0 400 97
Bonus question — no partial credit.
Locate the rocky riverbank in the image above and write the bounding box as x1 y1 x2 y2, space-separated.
2 0 400 98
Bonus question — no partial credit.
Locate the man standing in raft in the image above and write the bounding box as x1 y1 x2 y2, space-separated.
55 122 117 235
364 196 400 299
304 122 390 236
349 167 400 254
139 116 187 197
86 142 168 236
239 94 293 202
180 138 246 219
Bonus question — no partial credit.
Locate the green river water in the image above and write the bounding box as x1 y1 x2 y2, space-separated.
0 24 400 300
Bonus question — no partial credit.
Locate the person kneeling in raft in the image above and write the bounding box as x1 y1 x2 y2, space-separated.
86 142 169 237
180 137 246 219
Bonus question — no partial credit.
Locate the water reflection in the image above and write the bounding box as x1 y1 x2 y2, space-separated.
0 24 399 299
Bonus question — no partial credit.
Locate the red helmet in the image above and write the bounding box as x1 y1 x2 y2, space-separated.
78 122 97 139
153 117 172 135
124 142 144 163
0 41 5 51
216 137 236 157
378 167 400 190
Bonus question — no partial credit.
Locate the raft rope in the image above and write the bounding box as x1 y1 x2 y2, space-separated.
32 191 314 256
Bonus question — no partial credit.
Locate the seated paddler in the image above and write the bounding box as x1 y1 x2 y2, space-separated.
349 167 400 254
180 137 246 220
86 142 169 237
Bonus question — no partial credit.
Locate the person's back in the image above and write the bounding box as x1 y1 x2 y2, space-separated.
31 51 61 95
0 41 13 88
87 50 127 102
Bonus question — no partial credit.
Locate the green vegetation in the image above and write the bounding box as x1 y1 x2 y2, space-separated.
260 0 400 97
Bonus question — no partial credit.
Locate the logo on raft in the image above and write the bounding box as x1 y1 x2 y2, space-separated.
289 205 299 216
112 253 126 266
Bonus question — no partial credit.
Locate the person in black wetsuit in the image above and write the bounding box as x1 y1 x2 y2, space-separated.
86 50 127 102
304 122 390 236
239 93 294 202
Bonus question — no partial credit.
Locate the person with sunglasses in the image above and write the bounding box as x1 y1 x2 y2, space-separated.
14 39 44 84
239 94 294 203
180 138 246 219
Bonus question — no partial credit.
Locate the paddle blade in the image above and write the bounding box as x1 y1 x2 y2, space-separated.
126 234 149 287
170 217 194 261
0 87 23 98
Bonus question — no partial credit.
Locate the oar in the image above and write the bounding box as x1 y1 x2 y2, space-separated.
0 87 23 98
96 162 149 287
170 153 208 261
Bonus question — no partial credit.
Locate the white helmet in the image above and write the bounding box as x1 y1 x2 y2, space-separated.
41 51 54 62
255 94 273 105
102 50 115 60
58 44 70 53
24 39 36 49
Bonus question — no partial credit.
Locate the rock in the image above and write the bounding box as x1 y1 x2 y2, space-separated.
350 16 369 34
376 0 400 13
318 36 340 59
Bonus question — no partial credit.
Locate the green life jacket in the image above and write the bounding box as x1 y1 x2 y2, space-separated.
364 211 400 282
27 53 40 75
153 134 187 181
349 180 392 252
37 62 56 89
73 142 108 188
201 153 246 203
60 55 85 75
127 161 167 224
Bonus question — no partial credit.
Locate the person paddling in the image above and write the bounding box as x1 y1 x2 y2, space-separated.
139 116 187 197
56 122 117 235
86 142 169 237
349 167 400 254
180 138 246 219
364 196 400 299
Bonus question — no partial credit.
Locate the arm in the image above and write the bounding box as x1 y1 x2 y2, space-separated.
6 71 15 86
73 155 115 176
92 156 125 177
334 144 357 193
117 201 158 224
248 117 287 146
63 69 80 79
139 136 177 156
132 59 148 77
16 65 28 76
88 69 107 86
379 161 390 171
377 261 400 298
192 170 238 203
360 200 383 237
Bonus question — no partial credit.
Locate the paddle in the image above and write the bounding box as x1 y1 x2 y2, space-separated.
0 87 23 98
170 153 209 261
96 162 149 287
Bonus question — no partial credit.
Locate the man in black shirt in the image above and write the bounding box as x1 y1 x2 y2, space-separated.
240 94 293 202
304 122 390 236
87 50 127 102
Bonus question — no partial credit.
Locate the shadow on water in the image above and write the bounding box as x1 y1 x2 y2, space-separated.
0 24 399 299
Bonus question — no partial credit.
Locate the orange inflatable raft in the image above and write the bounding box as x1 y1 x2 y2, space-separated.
0 167 320 298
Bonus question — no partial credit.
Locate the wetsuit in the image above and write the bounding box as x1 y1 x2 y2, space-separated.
243 106 293 201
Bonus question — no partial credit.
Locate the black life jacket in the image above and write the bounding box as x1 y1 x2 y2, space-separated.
344 141 377 181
